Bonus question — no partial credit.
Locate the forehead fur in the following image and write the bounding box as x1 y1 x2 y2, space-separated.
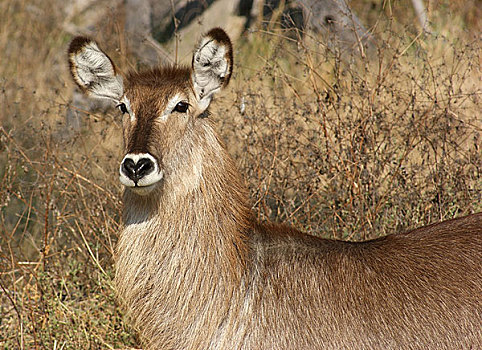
126 66 192 92
125 66 193 111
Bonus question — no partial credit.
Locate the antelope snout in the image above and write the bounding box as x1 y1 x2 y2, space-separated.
119 153 163 192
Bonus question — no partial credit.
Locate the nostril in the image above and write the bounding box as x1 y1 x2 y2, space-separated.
121 157 155 183
122 158 137 180
137 158 154 177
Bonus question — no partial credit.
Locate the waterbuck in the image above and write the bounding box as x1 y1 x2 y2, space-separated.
67 28 481 349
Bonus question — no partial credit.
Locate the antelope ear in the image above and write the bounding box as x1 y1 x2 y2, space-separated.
68 37 124 101
192 28 233 109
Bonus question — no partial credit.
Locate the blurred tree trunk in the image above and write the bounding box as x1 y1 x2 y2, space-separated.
252 0 375 56
124 0 173 66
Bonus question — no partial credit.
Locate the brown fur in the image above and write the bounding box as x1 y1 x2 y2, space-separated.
68 30 482 350
116 73 482 348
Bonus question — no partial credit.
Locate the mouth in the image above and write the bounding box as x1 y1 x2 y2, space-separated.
125 181 160 195
119 170 164 195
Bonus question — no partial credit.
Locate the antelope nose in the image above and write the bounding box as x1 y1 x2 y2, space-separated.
119 153 163 191
121 156 155 184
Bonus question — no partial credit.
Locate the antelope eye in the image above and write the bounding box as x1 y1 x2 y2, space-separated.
117 103 128 114
173 101 189 113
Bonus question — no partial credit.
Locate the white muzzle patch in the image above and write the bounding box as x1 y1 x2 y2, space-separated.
119 153 163 194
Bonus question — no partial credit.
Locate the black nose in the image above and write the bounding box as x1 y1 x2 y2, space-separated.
121 157 155 184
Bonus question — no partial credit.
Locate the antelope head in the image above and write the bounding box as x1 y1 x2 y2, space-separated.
68 28 233 195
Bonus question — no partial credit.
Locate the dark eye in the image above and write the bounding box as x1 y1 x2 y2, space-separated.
116 103 128 114
173 101 189 113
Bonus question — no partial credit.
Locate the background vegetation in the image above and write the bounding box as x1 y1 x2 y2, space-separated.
1 0 480 348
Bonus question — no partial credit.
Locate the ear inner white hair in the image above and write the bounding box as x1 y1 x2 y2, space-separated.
192 28 233 107
68 38 124 101
193 39 228 97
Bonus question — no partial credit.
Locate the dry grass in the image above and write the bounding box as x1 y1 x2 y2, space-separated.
217 4 481 239
1 0 480 348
